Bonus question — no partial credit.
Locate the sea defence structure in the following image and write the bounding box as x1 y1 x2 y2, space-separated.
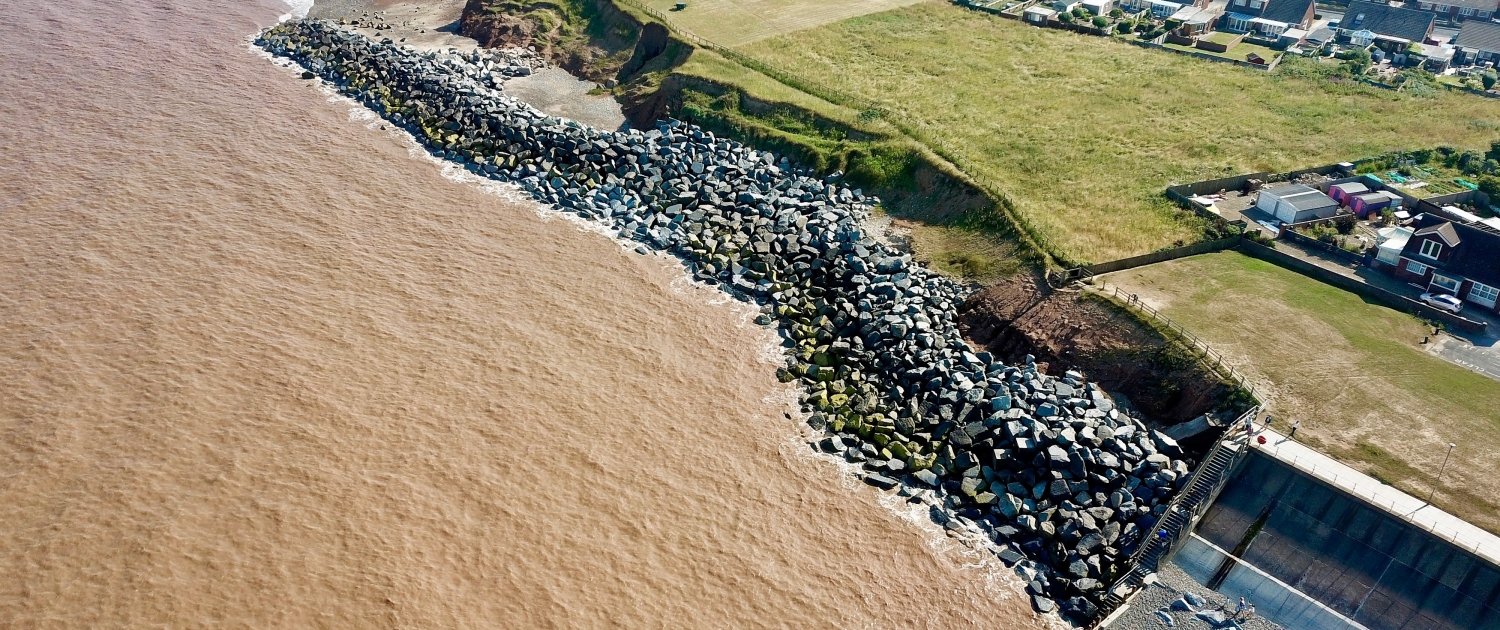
257 21 1225 624
1186 445 1500 629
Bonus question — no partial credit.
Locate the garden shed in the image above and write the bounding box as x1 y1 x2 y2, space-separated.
1255 183 1339 224
1329 181 1369 204
1349 191 1401 217
1025 5 1058 23
1082 0 1114 15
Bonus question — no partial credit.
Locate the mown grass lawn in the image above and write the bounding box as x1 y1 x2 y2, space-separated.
732 2 1500 263
1106 252 1500 533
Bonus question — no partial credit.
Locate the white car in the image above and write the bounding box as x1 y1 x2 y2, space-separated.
1420 292 1463 314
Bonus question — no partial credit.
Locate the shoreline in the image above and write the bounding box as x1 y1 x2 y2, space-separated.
254 20 1198 625
306 0 628 129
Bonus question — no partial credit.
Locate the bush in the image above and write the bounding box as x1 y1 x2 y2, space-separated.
1092 15 1109 28
1334 213 1357 235
1118 21 1133 34
1059 11 1074 23
1483 71 1498 91
1072 6 1088 18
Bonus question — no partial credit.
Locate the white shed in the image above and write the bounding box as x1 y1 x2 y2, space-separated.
1025 5 1058 24
1255 184 1339 224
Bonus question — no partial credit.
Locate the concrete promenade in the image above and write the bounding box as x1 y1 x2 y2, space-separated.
1250 423 1500 568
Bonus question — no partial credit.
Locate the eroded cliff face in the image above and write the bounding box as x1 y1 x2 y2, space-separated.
960 274 1237 426
459 0 684 84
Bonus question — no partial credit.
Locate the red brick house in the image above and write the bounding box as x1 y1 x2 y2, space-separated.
1411 0 1498 23
1390 215 1500 313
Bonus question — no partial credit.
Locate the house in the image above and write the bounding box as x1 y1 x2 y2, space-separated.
1054 0 1082 12
1454 19 1500 66
1255 184 1340 224
1025 5 1059 23
1338 1 1437 48
1391 215 1500 314
1329 181 1371 204
1172 5 1223 34
1412 0 1497 23
1349 191 1403 217
1082 0 1115 14
1219 0 1316 37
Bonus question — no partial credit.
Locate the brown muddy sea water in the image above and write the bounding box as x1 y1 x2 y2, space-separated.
0 0 1046 627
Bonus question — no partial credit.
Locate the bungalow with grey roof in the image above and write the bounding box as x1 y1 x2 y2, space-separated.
1454 19 1500 66
1218 0 1315 37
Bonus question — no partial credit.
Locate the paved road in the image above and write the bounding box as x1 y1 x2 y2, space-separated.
1431 334 1500 381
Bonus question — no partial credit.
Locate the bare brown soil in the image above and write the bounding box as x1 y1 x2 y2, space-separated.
960 273 1237 427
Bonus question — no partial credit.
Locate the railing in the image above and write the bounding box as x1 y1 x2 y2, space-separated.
1089 405 1258 628
1088 280 1266 405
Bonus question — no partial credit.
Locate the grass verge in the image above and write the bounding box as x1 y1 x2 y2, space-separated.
1106 251 1500 533
734 2 1500 263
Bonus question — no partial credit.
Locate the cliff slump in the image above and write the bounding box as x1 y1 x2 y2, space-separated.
459 0 687 85
960 275 1240 426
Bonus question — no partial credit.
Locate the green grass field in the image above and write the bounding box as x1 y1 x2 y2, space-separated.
714 2 1500 264
639 0 927 47
1107 252 1500 533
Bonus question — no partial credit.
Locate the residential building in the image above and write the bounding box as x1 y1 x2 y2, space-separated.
1411 0 1497 23
1219 0 1316 37
1454 19 1500 66
1254 184 1340 224
1390 215 1500 314
1338 1 1437 46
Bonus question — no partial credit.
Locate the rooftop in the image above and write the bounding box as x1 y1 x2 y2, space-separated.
1262 183 1338 210
1340 0 1436 43
1455 19 1500 53
1260 0 1314 26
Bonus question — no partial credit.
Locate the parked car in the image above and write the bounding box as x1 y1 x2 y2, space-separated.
1420 292 1463 313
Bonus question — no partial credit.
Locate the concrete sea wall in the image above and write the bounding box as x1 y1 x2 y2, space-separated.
256 21 1205 623
1196 450 1500 630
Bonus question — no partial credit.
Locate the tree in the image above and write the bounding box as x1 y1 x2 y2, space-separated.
1341 47 1372 76
1059 11 1074 23
1092 15 1109 28
1072 6 1089 18
1483 70 1498 91
1109 7 1123 17
1334 213 1358 235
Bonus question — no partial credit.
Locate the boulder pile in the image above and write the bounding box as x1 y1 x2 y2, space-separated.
258 20 1196 624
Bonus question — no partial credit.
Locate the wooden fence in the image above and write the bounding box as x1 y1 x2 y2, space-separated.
1090 280 1266 404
